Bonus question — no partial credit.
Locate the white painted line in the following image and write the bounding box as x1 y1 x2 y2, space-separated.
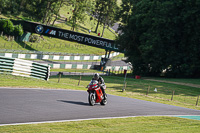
1 115 200 126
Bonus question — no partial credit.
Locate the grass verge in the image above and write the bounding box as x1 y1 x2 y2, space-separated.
0 117 200 133
145 77 200 85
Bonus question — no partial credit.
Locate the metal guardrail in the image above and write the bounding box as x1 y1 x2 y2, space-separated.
0 56 50 80
0 51 120 61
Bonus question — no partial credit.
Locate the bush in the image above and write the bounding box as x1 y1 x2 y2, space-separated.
29 35 39 42
0 19 6 31
14 24 24 36
2 19 14 35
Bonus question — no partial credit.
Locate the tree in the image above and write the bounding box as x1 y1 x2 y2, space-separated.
94 0 119 35
93 0 106 33
14 24 23 37
69 0 94 31
117 0 200 77
0 19 6 32
116 0 134 25
42 0 58 24
2 19 14 35
101 0 119 37
51 0 64 26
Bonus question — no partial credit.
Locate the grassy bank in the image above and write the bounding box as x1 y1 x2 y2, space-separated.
0 36 106 55
0 116 200 133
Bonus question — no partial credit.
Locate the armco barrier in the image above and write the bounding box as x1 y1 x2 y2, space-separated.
0 52 120 60
48 63 132 71
0 56 50 80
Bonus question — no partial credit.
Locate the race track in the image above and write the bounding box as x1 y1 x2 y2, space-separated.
0 88 200 125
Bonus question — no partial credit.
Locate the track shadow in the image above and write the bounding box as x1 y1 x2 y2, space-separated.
57 100 90 106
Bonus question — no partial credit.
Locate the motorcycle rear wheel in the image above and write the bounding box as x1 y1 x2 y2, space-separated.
88 93 95 106
100 93 107 105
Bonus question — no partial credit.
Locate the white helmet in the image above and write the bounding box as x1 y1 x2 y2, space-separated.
94 73 99 80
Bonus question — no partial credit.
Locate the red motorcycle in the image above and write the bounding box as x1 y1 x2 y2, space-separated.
87 80 107 106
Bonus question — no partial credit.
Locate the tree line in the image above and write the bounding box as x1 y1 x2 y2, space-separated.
1 0 199 78
117 0 200 78
0 0 119 36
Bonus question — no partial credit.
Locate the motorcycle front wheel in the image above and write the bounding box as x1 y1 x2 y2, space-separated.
88 93 95 106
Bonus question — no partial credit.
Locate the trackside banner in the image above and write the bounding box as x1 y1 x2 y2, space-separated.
16 20 120 52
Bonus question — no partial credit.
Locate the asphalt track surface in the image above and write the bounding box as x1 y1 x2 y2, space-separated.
0 88 200 125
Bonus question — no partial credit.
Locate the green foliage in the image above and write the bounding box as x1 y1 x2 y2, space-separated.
94 0 119 35
0 19 6 31
69 0 95 31
13 24 23 36
0 19 23 37
2 19 14 35
117 0 200 78
116 0 134 24
29 34 39 42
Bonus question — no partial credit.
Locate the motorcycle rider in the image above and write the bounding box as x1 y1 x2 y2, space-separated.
93 73 106 97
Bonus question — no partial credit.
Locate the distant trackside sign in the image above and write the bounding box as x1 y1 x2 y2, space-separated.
20 21 120 52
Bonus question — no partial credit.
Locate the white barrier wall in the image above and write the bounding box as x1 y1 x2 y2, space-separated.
0 56 50 80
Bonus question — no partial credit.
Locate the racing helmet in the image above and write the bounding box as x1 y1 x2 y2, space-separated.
93 73 99 80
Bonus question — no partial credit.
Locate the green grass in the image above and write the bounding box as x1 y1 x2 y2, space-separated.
0 117 200 133
0 35 106 55
1 74 200 110
147 78 200 85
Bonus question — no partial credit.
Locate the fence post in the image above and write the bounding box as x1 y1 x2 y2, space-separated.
122 72 127 92
58 72 62 83
123 82 127 92
196 95 199 106
146 86 150 96
78 75 82 86
171 90 175 101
